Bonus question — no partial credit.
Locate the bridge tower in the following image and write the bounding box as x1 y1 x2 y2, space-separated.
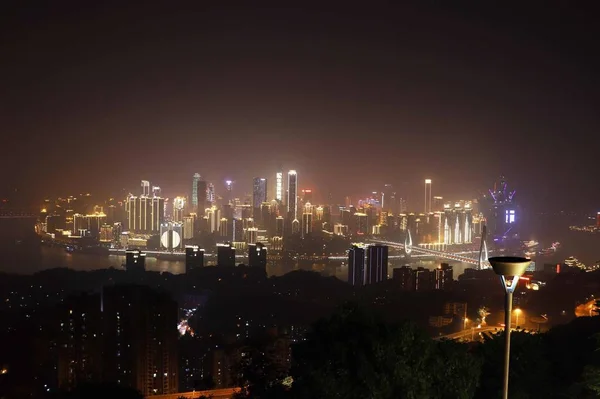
478 225 489 270
404 229 413 255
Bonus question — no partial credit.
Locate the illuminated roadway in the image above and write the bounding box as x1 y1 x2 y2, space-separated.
435 326 506 341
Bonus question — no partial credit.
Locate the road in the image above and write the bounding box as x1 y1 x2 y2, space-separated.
434 326 499 341
575 299 597 317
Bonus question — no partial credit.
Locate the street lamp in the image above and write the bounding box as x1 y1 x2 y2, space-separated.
489 256 531 399
514 308 522 328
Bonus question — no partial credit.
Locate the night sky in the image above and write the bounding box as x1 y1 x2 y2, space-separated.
1 2 598 210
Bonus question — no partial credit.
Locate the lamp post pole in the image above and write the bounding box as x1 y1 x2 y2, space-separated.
489 257 531 399
502 280 515 399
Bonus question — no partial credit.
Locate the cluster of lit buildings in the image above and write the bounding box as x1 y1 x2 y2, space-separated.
36 172 519 260
568 212 600 233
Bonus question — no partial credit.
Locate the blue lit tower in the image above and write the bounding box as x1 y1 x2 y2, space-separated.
484 176 519 240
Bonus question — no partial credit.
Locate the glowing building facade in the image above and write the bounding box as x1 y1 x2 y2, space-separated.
287 170 297 220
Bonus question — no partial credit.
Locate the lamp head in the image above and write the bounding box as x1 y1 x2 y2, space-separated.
488 256 531 277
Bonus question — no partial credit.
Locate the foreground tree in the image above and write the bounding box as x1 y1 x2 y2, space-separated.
287 303 480 399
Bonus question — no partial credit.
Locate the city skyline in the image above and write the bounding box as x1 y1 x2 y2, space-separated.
1 3 599 211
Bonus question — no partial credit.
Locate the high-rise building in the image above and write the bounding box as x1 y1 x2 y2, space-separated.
348 245 365 286
432 196 444 212
125 249 146 271
182 216 194 240
141 180 150 196
125 183 165 234
366 245 388 284
414 267 435 291
73 212 107 237
597 212 600 228
246 227 258 244
424 179 432 213
232 218 244 243
102 285 178 396
58 293 103 389
217 243 236 267
99 224 113 242
302 189 313 203
354 212 368 235
248 243 267 269
291 219 300 235
253 178 268 217
287 170 297 220
224 180 233 205
302 212 312 237
185 245 204 272
434 263 453 290
192 173 201 212
219 218 229 239
275 216 284 237
206 206 220 233
207 183 215 205
173 197 186 222
334 223 348 236
275 171 283 202
393 266 413 291
160 222 183 251
382 184 397 213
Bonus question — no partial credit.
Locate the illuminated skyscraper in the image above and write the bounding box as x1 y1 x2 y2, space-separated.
224 180 233 205
191 173 201 212
287 170 297 220
141 180 150 196
302 212 313 237
207 183 215 204
253 177 268 217
424 179 432 213
126 190 164 234
354 212 368 235
173 197 186 222
348 245 365 286
366 245 388 284
219 218 229 239
182 216 194 240
246 227 258 244
275 171 283 202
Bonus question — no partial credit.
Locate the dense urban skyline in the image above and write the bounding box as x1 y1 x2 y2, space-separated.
1 2 599 210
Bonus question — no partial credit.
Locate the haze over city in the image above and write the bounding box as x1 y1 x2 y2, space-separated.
1 2 599 210
1 2 599 399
